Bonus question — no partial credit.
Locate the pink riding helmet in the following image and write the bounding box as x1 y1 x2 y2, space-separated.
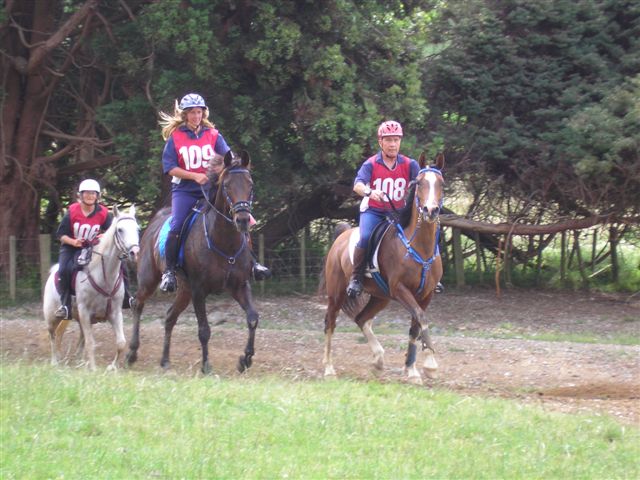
377 120 403 138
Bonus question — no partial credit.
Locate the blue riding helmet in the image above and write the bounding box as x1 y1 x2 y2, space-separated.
179 93 207 110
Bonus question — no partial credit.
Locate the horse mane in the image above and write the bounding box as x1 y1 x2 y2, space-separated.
396 180 417 229
93 213 117 255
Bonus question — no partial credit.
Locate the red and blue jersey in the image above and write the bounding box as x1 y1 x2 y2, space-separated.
354 152 419 210
56 203 112 250
162 126 231 193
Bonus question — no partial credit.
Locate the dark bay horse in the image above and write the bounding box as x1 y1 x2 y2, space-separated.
125 151 258 374
320 153 445 385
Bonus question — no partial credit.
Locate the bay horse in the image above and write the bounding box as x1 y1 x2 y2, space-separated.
125 150 259 374
320 152 445 385
43 205 140 371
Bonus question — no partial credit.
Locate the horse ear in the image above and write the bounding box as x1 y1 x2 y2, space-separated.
224 150 234 167
112 204 119 217
240 150 250 168
418 152 427 169
434 152 445 170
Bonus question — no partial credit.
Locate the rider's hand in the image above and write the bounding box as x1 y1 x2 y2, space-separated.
72 238 83 248
370 189 386 202
194 173 209 185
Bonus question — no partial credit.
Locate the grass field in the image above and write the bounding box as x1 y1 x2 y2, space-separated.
1 361 638 479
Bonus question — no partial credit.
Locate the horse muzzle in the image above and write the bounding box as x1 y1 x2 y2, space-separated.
423 206 441 223
128 245 140 263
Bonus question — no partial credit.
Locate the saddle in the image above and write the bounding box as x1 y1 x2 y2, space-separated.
348 218 393 276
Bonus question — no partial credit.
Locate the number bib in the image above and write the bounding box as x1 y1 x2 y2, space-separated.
367 154 413 210
68 203 109 241
171 128 220 174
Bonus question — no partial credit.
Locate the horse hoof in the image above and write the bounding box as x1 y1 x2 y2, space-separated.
324 365 337 378
372 357 384 371
125 351 137 366
161 361 171 371
202 362 213 375
237 356 252 373
407 375 423 386
423 368 438 380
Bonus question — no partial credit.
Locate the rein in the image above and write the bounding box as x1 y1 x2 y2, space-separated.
200 167 252 264
83 216 136 317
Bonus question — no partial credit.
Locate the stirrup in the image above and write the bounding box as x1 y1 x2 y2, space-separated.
346 278 363 298
160 271 177 293
54 305 69 319
253 263 271 281
77 248 91 266
435 282 444 294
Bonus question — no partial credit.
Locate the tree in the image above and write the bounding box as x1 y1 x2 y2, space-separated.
1 0 155 274
424 0 640 221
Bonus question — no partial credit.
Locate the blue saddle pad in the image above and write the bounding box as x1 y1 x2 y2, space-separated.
157 213 200 266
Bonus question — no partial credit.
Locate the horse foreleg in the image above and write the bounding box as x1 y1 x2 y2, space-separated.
230 281 259 373
77 309 96 371
191 293 211 375
107 310 126 371
355 296 390 372
393 285 431 385
418 294 438 379
160 289 191 370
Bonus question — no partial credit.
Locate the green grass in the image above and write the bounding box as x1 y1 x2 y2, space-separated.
2 361 638 479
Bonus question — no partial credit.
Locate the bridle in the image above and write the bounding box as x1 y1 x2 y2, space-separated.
112 215 140 259
200 167 254 223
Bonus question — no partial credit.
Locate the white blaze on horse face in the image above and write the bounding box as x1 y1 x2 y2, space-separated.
422 171 441 214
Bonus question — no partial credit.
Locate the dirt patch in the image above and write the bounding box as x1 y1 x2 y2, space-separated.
1 288 639 424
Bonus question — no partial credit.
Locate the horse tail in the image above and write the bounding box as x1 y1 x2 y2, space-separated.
317 221 352 297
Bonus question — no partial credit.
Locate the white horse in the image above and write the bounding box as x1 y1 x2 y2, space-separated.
43 205 140 371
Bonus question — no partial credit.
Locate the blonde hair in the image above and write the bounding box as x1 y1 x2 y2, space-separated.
159 100 216 140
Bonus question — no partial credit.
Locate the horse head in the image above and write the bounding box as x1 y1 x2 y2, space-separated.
217 150 254 233
415 152 445 223
112 204 140 262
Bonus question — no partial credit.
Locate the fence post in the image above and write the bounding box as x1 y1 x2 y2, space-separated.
452 227 465 287
259 233 265 295
474 231 482 284
39 234 51 294
9 235 16 301
299 227 307 292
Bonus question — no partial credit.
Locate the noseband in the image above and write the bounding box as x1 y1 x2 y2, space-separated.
222 168 254 216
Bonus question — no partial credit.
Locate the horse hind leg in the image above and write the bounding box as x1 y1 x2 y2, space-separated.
322 295 344 379
355 296 390 372
47 318 63 366
160 288 191 371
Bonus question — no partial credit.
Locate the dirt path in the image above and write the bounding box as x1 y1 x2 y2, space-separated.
1 289 639 424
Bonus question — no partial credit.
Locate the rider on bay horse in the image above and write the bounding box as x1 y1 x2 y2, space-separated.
158 93 270 293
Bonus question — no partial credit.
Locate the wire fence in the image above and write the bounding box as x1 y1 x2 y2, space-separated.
1 224 636 305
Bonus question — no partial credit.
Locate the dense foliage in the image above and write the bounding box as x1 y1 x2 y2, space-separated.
2 0 638 276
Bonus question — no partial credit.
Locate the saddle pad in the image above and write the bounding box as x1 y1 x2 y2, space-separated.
347 228 389 278
157 213 200 266
54 268 78 296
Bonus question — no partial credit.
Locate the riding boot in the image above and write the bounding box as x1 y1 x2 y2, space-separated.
55 288 72 320
160 232 180 292
346 246 367 298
